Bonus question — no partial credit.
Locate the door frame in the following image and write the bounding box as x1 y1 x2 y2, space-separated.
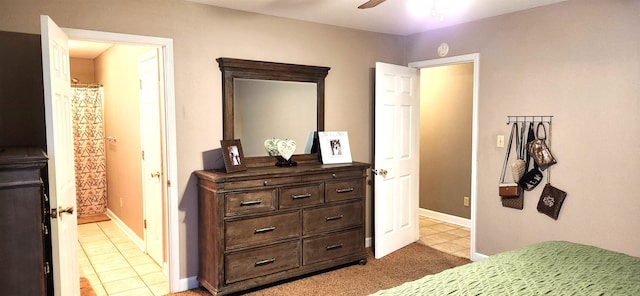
409 53 480 261
62 27 180 290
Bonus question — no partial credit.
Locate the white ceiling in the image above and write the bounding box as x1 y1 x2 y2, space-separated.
70 0 568 58
185 0 568 36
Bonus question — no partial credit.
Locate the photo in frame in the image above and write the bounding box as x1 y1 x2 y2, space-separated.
318 131 352 164
220 139 247 173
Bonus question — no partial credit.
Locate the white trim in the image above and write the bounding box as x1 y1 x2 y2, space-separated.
409 53 480 263
365 236 372 248
105 209 145 251
181 276 200 291
62 28 182 292
473 252 489 262
419 208 470 228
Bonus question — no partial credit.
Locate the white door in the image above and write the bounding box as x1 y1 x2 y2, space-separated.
139 50 164 266
373 62 420 259
41 15 80 296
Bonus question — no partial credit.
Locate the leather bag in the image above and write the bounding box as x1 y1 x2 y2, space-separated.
519 122 544 191
537 183 567 220
528 122 557 171
499 123 524 209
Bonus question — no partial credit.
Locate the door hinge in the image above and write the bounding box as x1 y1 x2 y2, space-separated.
139 79 143 90
42 223 49 235
167 180 171 187
44 262 51 275
144 219 147 229
142 150 145 160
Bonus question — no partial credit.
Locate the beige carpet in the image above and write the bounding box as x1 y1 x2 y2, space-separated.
168 242 470 296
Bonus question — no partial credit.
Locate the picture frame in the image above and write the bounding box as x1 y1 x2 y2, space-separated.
220 139 247 173
318 131 352 164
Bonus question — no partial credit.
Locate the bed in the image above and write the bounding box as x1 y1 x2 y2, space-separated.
371 241 640 295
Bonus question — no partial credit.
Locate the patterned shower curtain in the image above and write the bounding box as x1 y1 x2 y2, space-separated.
72 86 107 217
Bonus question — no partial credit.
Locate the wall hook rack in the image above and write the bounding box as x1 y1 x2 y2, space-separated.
506 115 553 125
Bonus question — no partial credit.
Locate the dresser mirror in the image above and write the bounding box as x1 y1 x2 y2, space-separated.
217 58 330 164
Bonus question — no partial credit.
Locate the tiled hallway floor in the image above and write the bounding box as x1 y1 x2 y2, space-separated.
418 216 470 259
78 220 168 296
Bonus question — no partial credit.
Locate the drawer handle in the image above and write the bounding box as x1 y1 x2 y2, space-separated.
254 226 276 234
336 188 354 194
240 200 262 206
291 193 312 200
326 243 343 250
326 215 343 221
255 258 276 266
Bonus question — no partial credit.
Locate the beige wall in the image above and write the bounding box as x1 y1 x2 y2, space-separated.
407 0 640 257
0 0 405 280
420 63 473 219
69 58 96 83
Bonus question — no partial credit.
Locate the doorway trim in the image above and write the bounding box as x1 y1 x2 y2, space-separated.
409 53 480 261
62 28 180 291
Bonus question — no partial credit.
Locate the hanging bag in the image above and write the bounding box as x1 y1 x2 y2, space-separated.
535 122 567 219
528 122 557 170
537 183 567 220
499 123 523 209
519 122 544 191
510 123 526 182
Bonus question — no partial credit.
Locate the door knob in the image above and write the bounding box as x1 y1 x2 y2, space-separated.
151 171 161 178
374 169 388 177
51 206 74 218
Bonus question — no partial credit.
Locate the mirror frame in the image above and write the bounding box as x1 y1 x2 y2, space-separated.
217 57 330 166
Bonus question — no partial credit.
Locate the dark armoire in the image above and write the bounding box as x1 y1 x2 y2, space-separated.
0 147 52 295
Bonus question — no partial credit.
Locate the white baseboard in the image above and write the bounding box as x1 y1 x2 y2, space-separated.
105 209 144 252
180 276 200 291
472 252 489 261
419 208 471 228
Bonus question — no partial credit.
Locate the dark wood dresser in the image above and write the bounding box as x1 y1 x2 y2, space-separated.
195 161 369 295
0 147 50 295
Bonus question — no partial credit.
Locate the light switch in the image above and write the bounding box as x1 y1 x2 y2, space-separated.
497 135 505 147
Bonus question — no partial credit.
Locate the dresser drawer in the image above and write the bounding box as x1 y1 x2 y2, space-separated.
325 178 363 202
225 189 276 216
223 176 302 190
303 229 363 265
278 183 323 209
302 169 364 183
225 241 300 284
226 212 300 249
302 201 362 235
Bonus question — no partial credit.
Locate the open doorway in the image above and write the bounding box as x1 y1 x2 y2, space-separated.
410 54 479 261
70 40 168 294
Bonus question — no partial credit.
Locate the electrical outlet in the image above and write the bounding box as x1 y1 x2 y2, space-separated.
497 135 505 147
463 196 470 207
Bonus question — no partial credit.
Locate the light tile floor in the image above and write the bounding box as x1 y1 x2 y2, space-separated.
418 216 470 259
78 220 169 296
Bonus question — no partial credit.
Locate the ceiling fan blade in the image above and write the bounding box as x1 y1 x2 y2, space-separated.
358 0 386 9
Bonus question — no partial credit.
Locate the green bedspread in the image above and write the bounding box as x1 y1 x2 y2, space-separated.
371 241 640 295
